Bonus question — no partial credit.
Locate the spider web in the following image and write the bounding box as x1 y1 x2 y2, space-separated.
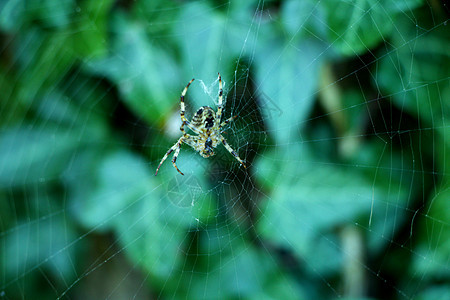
1 0 449 299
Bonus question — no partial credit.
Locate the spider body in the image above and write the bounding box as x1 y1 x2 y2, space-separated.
192 106 218 158
155 73 246 175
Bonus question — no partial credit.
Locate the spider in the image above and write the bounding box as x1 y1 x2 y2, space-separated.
155 73 246 176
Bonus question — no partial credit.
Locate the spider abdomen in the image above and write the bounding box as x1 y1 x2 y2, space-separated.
191 106 216 130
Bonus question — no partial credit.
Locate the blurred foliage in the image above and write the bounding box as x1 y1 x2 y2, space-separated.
0 0 449 299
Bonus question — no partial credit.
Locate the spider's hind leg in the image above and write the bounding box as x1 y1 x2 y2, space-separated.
155 136 186 176
171 143 184 175
220 136 246 169
170 135 199 175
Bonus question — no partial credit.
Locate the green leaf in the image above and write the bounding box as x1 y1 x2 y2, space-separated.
86 12 179 123
68 149 215 283
114 196 188 282
33 0 75 29
320 0 423 56
412 185 450 279
0 0 25 31
281 0 326 40
175 2 241 109
0 126 81 187
131 0 179 37
256 143 410 273
254 28 322 144
0 0 75 31
376 11 450 128
415 285 450 300
70 0 115 59
70 149 154 230
171 227 303 299
12 28 77 98
2 214 78 285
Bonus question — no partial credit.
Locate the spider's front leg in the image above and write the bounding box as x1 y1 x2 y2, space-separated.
216 73 224 121
155 136 186 176
180 78 202 135
180 78 194 125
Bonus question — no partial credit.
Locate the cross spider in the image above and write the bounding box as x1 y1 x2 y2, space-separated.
155 73 246 176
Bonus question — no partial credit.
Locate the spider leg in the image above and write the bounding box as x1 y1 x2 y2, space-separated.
220 136 246 168
220 115 237 128
171 144 184 175
180 78 202 135
183 134 198 149
185 121 202 135
216 72 223 123
155 136 187 176
180 78 194 125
